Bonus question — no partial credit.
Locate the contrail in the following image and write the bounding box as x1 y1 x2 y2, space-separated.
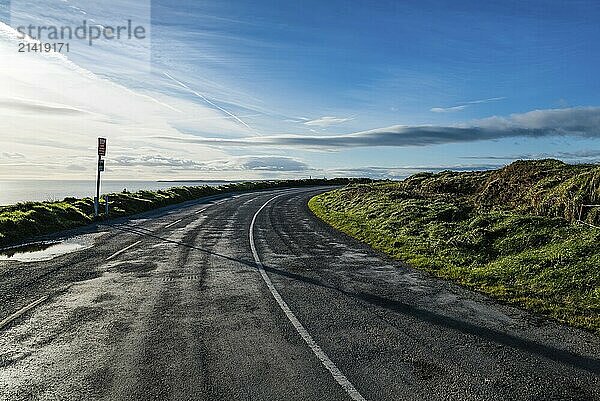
190 114 261 121
164 72 255 133
136 92 182 113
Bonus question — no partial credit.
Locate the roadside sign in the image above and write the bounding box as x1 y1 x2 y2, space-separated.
95 138 107 219
98 137 107 156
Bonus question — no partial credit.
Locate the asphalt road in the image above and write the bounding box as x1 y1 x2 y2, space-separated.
0 187 598 400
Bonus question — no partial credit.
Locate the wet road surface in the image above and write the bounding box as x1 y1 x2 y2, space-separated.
0 187 599 400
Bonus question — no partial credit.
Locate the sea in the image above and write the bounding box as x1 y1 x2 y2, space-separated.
0 180 235 205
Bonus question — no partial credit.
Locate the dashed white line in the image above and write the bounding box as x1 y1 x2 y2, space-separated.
164 218 184 229
106 240 142 261
108 201 212 259
249 195 367 401
0 295 50 330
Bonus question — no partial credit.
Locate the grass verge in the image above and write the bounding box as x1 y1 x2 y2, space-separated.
0 178 366 248
308 160 600 333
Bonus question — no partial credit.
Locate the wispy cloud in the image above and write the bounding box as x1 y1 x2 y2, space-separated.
328 163 501 179
163 107 600 150
225 156 310 171
430 105 468 113
1 152 25 159
303 116 353 127
113 154 310 172
114 155 205 169
461 149 600 161
284 117 310 123
0 98 90 116
66 164 87 172
0 21 251 179
430 97 505 113
467 97 506 105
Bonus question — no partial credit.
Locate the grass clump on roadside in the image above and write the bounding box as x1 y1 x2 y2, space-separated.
0 178 366 248
309 160 600 332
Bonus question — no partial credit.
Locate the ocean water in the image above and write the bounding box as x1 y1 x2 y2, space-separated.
0 180 233 205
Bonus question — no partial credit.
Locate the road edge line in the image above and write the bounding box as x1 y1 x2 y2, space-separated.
249 195 367 401
106 240 142 261
0 295 50 330
164 218 184 229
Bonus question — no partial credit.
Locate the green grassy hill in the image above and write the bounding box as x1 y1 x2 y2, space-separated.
309 160 600 332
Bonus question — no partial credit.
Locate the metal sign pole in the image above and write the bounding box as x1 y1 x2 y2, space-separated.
95 138 107 219
95 154 101 218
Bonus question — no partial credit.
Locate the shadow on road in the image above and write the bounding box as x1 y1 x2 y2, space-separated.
260 264 600 375
111 221 600 375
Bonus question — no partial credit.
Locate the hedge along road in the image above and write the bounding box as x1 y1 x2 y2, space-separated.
0 187 598 401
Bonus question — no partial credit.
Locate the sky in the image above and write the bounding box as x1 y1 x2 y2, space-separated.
0 0 600 180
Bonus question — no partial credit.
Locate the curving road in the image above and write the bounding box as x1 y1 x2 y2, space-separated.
0 187 599 400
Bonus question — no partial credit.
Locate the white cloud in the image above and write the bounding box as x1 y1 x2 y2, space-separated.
1 152 25 159
465 97 506 105
0 98 90 115
430 105 467 113
304 116 353 127
66 164 87 171
113 155 205 169
0 20 253 179
224 156 309 171
328 163 500 179
161 106 600 150
461 149 600 161
112 154 310 172
430 97 505 113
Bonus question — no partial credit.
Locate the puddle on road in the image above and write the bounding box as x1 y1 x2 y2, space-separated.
0 241 89 262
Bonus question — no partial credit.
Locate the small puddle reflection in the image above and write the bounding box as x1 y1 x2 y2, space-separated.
0 241 88 262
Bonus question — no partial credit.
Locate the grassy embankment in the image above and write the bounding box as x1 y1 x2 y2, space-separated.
309 160 600 332
0 178 366 248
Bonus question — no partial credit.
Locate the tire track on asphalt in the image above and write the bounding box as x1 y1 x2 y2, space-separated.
0 196 235 332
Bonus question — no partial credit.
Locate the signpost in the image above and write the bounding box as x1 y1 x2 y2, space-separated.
95 138 107 218
98 138 106 157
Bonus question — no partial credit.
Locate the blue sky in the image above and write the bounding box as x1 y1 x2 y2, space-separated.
156 0 600 115
1 0 600 179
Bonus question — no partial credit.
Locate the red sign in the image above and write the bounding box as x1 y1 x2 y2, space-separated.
98 138 107 156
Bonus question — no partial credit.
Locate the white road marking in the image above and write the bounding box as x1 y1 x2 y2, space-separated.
108 200 215 257
0 295 50 330
106 240 142 261
249 195 367 401
0 196 237 331
164 218 184 229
